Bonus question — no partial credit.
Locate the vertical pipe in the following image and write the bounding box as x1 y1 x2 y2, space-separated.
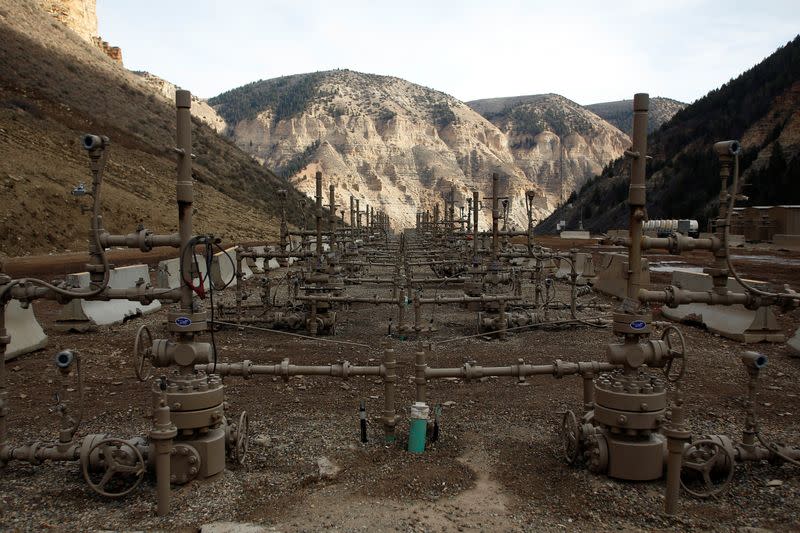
414 350 427 403
329 184 337 250
315 172 323 259
472 190 479 260
235 249 243 329
664 390 690 515
382 349 397 443
582 373 595 413
175 90 194 315
491 173 499 261
151 396 177 517
356 199 361 234
627 94 648 301
350 196 355 228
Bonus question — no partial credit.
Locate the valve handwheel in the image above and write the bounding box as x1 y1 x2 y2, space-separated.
680 438 735 498
661 325 687 382
560 410 581 465
82 438 146 498
133 324 153 382
233 410 250 465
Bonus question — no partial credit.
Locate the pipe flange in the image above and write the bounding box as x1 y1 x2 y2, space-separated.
170 443 201 484
280 358 290 382
585 431 608 474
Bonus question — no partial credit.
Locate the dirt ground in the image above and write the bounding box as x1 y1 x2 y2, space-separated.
1 241 799 532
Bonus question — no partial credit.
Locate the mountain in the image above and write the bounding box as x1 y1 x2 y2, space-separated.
538 35 800 234
467 94 631 203
0 0 310 257
211 72 630 229
585 97 686 135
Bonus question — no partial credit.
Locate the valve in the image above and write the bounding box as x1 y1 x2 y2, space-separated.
230 411 249 465
133 324 153 382
81 438 145 498
560 409 581 465
661 325 687 382
680 438 735 498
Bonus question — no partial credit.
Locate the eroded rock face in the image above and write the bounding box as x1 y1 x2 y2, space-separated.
213 71 630 230
34 0 122 63
35 0 96 42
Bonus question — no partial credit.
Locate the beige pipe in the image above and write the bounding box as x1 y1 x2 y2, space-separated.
627 93 648 301
196 359 381 379
415 351 427 403
382 349 398 442
150 397 177 517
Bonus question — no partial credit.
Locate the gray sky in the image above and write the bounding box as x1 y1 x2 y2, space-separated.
98 0 800 105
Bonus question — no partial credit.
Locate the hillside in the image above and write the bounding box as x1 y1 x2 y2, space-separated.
211 72 630 229
585 97 686 135
538 35 800 234
0 0 309 257
467 93 631 202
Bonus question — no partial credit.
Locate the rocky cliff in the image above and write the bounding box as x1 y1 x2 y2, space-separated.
212 71 631 229
33 0 121 63
468 94 631 203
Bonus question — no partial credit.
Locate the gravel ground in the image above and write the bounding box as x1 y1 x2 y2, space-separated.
1 245 799 532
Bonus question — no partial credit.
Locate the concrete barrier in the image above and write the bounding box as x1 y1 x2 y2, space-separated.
661 271 783 343
55 265 162 332
773 234 800 251
246 246 266 273
560 231 591 239
555 253 595 285
788 327 800 356
5 300 48 360
593 253 650 299
210 247 254 289
157 255 210 290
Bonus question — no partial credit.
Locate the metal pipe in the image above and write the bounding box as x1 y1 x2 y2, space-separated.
175 90 194 315
382 349 398 442
627 93 648 301
315 171 323 259
151 395 177 517
415 351 427 403
492 173 499 261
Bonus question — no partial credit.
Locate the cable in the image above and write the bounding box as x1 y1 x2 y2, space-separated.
211 319 371 348
724 153 800 301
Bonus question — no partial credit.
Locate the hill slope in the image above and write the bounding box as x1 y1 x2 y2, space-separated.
538 35 800 234
0 0 309 257
211 72 630 229
585 97 686 135
467 93 631 202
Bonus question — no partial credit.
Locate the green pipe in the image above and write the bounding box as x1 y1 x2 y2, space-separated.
407 402 429 454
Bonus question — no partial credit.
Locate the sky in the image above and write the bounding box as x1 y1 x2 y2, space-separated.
98 0 800 105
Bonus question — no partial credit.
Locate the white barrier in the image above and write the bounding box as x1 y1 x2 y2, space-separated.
560 231 591 240
789 328 800 356
210 247 253 289
5 300 48 360
55 265 161 332
157 255 210 290
593 253 650 299
661 271 783 343
555 253 596 285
